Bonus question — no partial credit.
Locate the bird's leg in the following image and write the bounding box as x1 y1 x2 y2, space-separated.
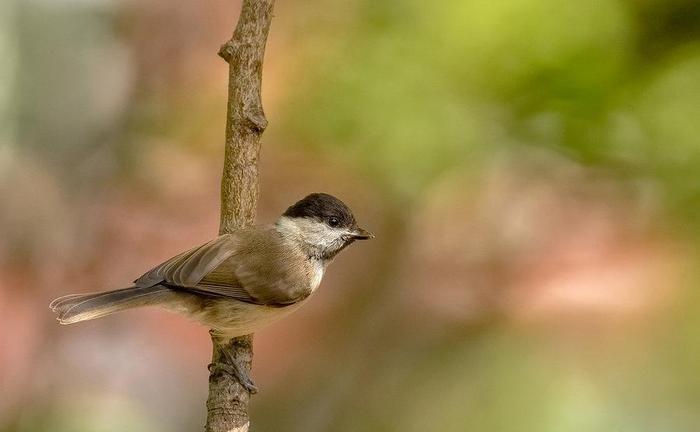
208 361 258 394
208 334 258 394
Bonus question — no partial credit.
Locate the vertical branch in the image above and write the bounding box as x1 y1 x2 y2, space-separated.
206 1 275 431
218 0 274 235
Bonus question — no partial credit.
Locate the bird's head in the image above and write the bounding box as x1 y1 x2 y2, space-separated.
276 193 373 261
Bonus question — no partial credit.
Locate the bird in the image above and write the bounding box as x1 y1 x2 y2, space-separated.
49 192 373 392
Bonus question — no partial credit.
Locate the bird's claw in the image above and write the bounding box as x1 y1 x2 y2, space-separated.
208 361 258 394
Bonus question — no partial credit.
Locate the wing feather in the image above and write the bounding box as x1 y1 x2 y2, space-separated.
133 229 314 306
134 235 239 288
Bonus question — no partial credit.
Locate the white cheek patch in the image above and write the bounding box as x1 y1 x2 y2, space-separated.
277 216 348 259
290 218 345 248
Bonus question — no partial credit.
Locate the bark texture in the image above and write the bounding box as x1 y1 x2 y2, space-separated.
206 1 275 431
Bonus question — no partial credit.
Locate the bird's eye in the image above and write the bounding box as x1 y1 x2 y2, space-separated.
328 216 340 227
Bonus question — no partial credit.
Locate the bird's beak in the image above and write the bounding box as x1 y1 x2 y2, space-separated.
351 227 374 240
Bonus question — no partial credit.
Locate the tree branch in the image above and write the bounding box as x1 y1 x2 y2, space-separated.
206 1 275 431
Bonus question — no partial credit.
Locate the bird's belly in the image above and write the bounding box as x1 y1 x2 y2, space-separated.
195 298 306 339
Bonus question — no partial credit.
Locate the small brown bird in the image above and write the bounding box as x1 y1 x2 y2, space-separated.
50 193 373 391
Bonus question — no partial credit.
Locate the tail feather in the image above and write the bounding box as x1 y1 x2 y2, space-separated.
50 286 171 324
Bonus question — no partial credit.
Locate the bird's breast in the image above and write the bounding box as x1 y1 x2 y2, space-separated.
308 259 325 293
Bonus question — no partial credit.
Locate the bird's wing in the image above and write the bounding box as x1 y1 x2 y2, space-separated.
134 234 240 289
197 230 313 306
134 229 311 306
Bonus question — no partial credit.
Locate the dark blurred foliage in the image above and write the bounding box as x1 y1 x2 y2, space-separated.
1 0 700 431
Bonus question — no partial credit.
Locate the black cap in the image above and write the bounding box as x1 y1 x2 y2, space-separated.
283 193 356 228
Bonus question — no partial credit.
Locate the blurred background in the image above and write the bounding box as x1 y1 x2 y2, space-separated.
2 0 700 430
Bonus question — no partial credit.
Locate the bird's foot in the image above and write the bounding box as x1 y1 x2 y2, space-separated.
208 361 258 394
